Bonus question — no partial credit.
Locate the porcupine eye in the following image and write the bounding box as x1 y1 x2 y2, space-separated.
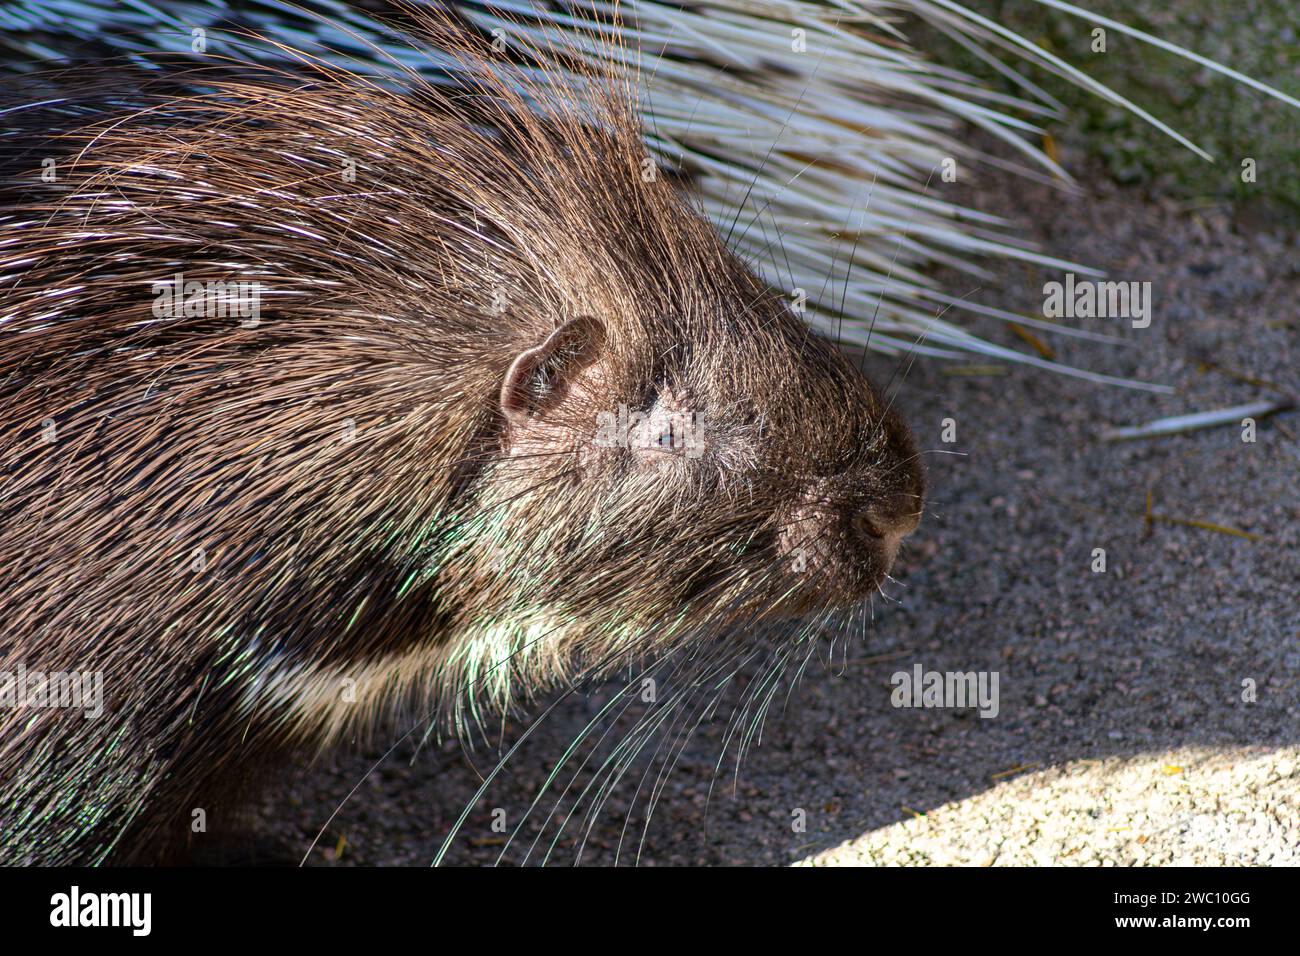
628 387 702 459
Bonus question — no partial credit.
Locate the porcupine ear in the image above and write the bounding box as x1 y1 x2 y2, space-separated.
499 315 606 424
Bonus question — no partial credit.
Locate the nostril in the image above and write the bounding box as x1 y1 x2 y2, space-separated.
851 511 884 541
853 499 922 543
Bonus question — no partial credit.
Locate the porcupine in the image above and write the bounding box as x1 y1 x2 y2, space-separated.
0 12 925 863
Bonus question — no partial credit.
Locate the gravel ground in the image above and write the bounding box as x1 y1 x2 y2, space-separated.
251 161 1299 867
803 747 1298 866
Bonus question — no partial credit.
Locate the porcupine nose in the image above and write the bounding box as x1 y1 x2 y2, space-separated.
851 495 922 575
776 487 923 614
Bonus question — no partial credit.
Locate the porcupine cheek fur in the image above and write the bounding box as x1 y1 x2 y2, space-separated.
445 378 701 683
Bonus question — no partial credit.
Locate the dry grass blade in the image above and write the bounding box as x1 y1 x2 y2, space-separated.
1104 399 1295 442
